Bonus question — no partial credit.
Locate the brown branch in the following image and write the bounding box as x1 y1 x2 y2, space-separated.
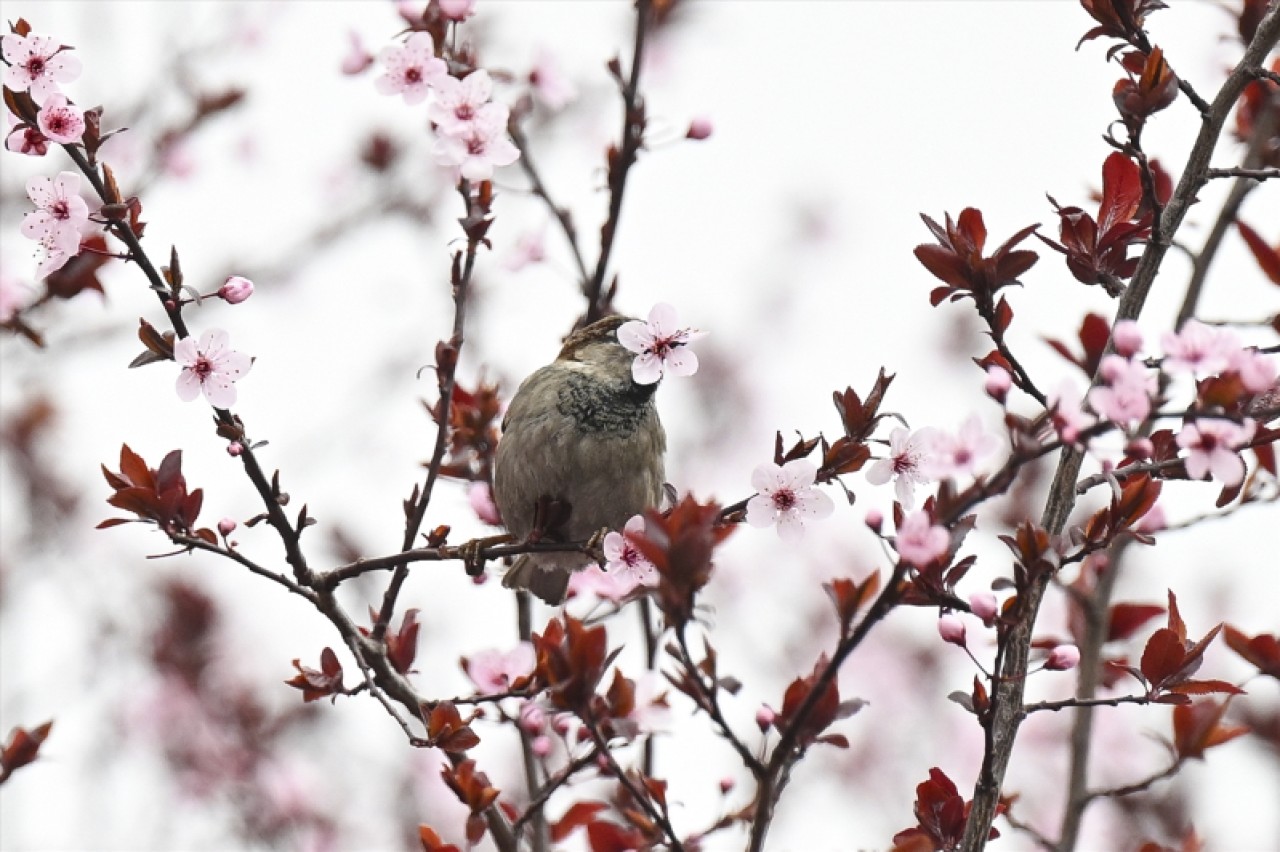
508 120 591 286
959 8 1280 850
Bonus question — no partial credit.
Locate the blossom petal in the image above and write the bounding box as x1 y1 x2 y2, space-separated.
617 320 652 354
647 302 679 334
175 369 203 401
631 353 664 385
202 376 238 408
775 513 806 542
751 462 783 493
664 347 699 377
797 488 835 519
745 494 776 528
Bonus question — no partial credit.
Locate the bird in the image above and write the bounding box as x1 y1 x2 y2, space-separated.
493 314 666 604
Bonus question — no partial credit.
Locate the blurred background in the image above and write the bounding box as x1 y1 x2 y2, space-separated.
1 1 1277 849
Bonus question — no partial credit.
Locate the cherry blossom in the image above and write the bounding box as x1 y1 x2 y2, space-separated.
922 415 999 479
865 427 937 510
32 225 81 279
937 614 966 647
463 642 534 694
22 171 89 244
1227 347 1277 394
36 93 84 144
530 49 577 111
1 32 82 104
746 459 835 541
1161 320 1236 376
340 31 373 76
439 0 478 21
1088 354 1155 426
686 117 713 140
968 592 997 624
1045 644 1080 671
617 302 705 385
602 515 657 586
1111 319 1144 358
432 108 519 181
984 365 1011 402
1 269 29 322
894 510 950 566
429 70 503 133
504 228 547 272
468 481 501 526
1176 419 1256 488
174 329 253 408
1048 380 1095 445
374 32 446 105
218 275 254 304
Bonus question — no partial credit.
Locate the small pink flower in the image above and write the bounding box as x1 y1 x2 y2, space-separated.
968 592 997 624
1161 320 1236 376
1045 644 1080 671
529 49 577 111
1111 320 1143 358
174 329 253 408
439 0 478 21
1227 347 1277 394
0 269 29 323
866 427 937 510
602 515 657 586
686 117 713 140
746 459 835 542
1176 419 1256 488
432 108 520 181
468 481 502 526
374 32 446 105
504 228 547 272
922 415 999 480
227 441 244 457
22 171 89 244
217 518 237 536
984 365 1012 402
1049 380 1096 445
937 614 967 647
1088 354 1155 426
218 275 254 304
463 642 534 694
6 122 50 156
1135 503 1166 534
428 70 501 133
617 303 705 385
36 93 84 144
340 30 374 75
1 33 82 104
895 510 950 567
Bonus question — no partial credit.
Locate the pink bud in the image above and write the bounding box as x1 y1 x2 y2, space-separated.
937 614 967 647
984 365 1011 402
471 573 488 585
438 0 476 21
1136 504 1167 534
755 705 776 732
218 275 254 304
968 592 997 624
519 702 546 734
719 777 735 795
1045 644 1080 671
532 735 552 758
468 481 502 526
227 441 244 457
340 31 374 76
552 715 571 736
217 517 237 536
1112 320 1143 358
864 508 884 532
686 117 713 140
1126 437 1154 459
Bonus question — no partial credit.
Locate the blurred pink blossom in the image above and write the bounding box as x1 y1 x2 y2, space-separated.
340 31 374 75
1088 354 1155 426
504 228 547 271
1161 320 1235 376
686 117 713 140
922 415 999 479
529 49 577 110
0 269 29 322
1049 380 1095 445
439 0 478 22
1227 347 1277 394
464 642 534 694
1176 418 1256 487
1045 644 1080 671
895 510 949 566
468 481 501 526
1111 319 1143 358
984 365 1011 402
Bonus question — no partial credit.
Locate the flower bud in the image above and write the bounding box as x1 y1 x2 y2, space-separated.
864 508 884 532
686 117 713 140
1112 320 1143 358
755 705 776 732
227 441 244 457
438 0 476 21
217 517 237 536
218 275 254 304
937 614 967 647
968 592 997 624
1045 644 1080 671
719 777 735 795
984 365 1011 402
531 735 552 758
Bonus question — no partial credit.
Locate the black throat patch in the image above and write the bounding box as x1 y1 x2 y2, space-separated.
556 372 656 436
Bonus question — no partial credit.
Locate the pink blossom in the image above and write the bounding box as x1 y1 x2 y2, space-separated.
227 441 244 457
1227 347 1277 394
340 30 374 75
218 275 254 304
217 518 237 536
686 117 713 140
432 108 520 181
745 459 835 541
968 592 997 624
0 269 29 322
518 701 546 734
174 329 253 408
529 49 577 111
1111 320 1143 358
463 642 534 694
719 777 735 795
865 427 937 510
569 563 642 602
864 508 884 531
6 122 50 156
22 171 89 244
374 32 446 105
1135 503 1166 534
503 228 547 272
428 70 502 133
31 219 82 278
1049 380 1095 445
1 33 82 104
937 614 966 647
1161 320 1237 376
755 705 776 732
531 735 552 758
36 93 84 143
1045 644 1080 671
921 415 999 479
895 509 950 567
617 303 705 385
1176 419 1256 488
1088 354 1155 426
603 515 657 585
984 365 1012 402
468 481 501 526
439 0 478 21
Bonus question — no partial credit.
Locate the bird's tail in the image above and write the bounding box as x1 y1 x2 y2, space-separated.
502 554 572 605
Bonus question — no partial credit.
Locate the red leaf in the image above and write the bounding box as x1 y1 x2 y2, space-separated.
1099 152 1142 234
1108 603 1166 642
551 802 609 842
1236 219 1280 284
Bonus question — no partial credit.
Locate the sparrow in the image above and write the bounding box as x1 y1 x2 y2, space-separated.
493 315 666 604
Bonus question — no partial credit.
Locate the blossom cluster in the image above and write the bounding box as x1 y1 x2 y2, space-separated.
374 30 518 181
4 31 86 155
